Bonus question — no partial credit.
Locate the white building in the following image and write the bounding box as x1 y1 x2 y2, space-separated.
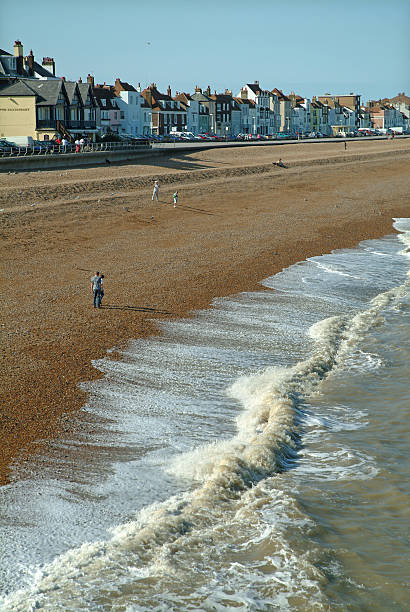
237 81 277 135
114 79 152 136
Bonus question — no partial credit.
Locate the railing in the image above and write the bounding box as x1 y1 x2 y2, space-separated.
0 141 151 158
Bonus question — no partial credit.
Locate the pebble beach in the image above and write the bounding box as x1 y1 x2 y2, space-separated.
0 138 409 485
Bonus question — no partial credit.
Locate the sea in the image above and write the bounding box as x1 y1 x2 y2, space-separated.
0 218 409 612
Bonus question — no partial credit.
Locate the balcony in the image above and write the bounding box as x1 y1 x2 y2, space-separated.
37 119 57 129
36 118 97 131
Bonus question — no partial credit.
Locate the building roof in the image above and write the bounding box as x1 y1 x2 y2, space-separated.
0 78 69 108
0 45 56 80
64 81 78 104
141 84 181 110
246 82 260 95
271 88 290 101
78 82 95 106
388 92 410 105
191 91 211 103
115 78 137 92
0 79 39 97
246 83 271 96
142 84 173 103
234 97 256 107
93 86 119 109
27 80 66 106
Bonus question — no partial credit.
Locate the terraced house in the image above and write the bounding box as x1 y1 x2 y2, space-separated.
0 78 96 141
141 84 186 135
113 78 152 137
238 81 277 136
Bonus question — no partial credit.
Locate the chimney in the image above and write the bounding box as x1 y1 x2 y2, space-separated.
137 82 141 92
14 40 24 75
195 85 202 93
25 49 34 77
167 85 171 97
144 88 152 107
254 80 259 86
87 73 94 87
205 85 211 96
78 77 82 83
42 57 56 76
14 40 23 57
241 87 248 99
225 89 232 96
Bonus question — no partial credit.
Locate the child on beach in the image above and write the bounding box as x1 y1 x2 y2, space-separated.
173 191 178 208
152 180 159 201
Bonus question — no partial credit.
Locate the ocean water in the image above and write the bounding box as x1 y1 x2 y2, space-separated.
0 218 409 612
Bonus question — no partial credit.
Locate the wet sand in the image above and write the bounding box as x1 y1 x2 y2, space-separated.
0 139 409 484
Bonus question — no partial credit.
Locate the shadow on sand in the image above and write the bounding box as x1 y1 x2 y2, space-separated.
101 304 172 315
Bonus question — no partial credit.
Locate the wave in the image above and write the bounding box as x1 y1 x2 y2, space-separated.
3 256 408 611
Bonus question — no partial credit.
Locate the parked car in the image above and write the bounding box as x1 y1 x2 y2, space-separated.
0 140 13 154
31 140 55 152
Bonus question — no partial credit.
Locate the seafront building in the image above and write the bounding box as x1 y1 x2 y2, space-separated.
140 83 186 136
0 39 408 142
113 78 152 137
0 77 98 141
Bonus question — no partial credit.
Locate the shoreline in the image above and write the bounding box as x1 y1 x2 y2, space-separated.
1 139 409 484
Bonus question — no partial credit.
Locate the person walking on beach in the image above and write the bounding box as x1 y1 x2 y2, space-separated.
90 271 102 309
173 190 178 208
344 140 347 150
152 180 159 201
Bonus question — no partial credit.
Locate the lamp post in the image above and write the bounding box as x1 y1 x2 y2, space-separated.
209 113 214 134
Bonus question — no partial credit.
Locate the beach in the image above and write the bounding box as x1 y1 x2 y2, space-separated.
1 138 409 485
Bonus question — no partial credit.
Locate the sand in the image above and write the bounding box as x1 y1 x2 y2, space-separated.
1 138 409 484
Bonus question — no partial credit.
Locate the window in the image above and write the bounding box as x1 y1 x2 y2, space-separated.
120 111 125 119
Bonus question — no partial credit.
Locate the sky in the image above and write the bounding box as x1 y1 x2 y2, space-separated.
2 0 409 103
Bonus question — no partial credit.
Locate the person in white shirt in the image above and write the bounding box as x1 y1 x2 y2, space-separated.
152 180 159 201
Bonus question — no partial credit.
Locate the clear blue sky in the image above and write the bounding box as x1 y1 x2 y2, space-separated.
2 0 409 103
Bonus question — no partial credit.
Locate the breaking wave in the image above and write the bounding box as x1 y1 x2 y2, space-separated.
2 259 408 611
